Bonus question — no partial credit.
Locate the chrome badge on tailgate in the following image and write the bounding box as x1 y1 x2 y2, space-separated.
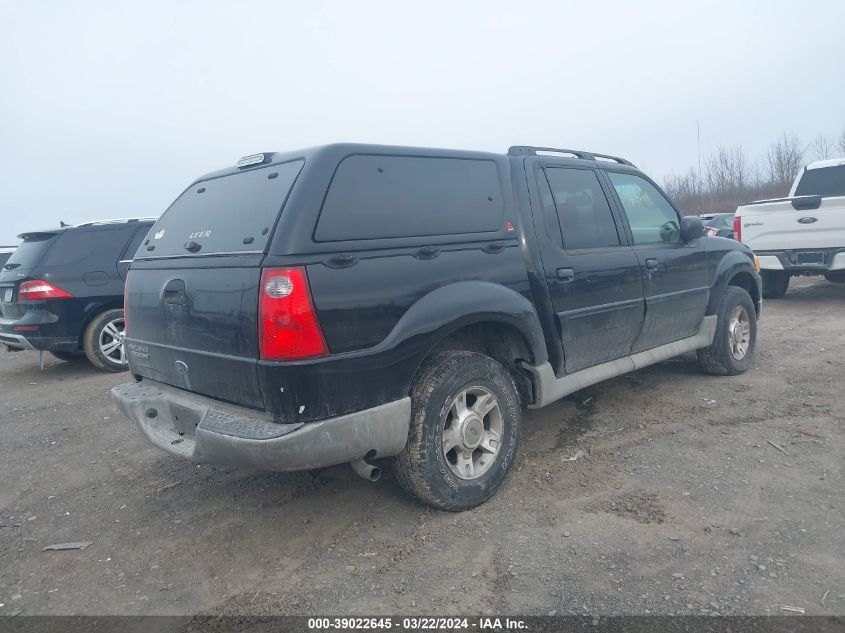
127 342 150 360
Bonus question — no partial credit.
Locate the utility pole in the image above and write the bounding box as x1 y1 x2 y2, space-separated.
697 120 704 212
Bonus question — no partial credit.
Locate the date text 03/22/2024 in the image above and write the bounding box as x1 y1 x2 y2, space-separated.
307 617 527 630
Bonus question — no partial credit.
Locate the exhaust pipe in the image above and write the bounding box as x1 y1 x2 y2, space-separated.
350 458 381 482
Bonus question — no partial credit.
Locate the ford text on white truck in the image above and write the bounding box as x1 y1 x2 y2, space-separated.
734 158 845 298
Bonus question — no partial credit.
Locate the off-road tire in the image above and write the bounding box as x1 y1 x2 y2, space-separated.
82 309 128 373
393 351 522 511
761 270 789 299
50 351 86 363
824 270 845 284
697 286 757 376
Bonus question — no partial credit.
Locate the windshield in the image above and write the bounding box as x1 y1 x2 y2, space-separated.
138 159 304 258
794 165 845 197
2 233 58 271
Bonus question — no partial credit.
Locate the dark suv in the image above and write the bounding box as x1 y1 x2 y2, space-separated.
111 144 761 510
1 219 154 371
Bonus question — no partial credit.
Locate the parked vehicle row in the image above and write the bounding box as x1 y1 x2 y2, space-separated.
734 157 845 298
107 144 762 511
0 219 154 370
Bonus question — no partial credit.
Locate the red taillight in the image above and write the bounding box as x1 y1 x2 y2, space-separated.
259 267 328 361
733 215 741 242
18 280 73 301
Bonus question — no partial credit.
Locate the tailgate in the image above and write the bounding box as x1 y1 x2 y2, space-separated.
740 197 845 251
126 261 265 409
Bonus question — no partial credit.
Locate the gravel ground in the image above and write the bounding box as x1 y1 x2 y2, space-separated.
0 276 842 616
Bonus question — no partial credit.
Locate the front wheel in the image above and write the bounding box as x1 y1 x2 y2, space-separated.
393 351 522 511
82 309 129 372
697 286 757 376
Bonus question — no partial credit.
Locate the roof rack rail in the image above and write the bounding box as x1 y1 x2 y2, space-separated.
507 146 635 167
74 217 158 227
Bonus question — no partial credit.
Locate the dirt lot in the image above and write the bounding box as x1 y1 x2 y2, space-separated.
1 277 842 617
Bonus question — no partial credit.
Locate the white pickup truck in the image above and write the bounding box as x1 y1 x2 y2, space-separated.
735 157 845 298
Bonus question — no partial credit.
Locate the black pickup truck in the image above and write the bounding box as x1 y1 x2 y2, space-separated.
112 144 761 510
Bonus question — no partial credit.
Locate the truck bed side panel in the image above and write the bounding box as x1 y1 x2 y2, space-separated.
740 196 845 251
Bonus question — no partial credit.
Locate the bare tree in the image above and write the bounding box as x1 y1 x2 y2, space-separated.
811 134 834 160
704 148 730 197
700 145 751 211
663 167 702 213
663 127 842 215
766 133 804 195
734 146 750 193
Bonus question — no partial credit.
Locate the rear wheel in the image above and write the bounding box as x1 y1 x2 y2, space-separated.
393 351 522 511
824 270 845 283
761 270 789 299
697 286 757 376
50 351 86 363
82 309 129 372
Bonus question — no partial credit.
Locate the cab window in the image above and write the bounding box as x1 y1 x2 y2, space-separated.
608 172 681 245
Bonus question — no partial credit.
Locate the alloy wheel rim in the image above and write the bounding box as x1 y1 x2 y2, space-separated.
442 386 504 480
728 305 750 361
99 318 127 365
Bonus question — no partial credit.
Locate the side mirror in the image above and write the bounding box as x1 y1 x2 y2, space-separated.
680 215 705 242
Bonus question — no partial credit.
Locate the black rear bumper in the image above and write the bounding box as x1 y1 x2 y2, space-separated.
755 247 845 274
0 317 78 352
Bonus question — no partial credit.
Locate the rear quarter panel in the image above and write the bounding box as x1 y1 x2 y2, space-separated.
257 243 543 423
307 247 532 352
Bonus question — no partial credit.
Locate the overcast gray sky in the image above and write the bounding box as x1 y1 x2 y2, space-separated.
1 0 844 243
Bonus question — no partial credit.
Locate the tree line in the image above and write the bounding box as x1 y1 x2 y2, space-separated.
663 129 845 215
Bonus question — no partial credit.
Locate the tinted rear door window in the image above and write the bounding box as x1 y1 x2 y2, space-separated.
542 167 621 250
315 155 504 241
139 160 303 258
